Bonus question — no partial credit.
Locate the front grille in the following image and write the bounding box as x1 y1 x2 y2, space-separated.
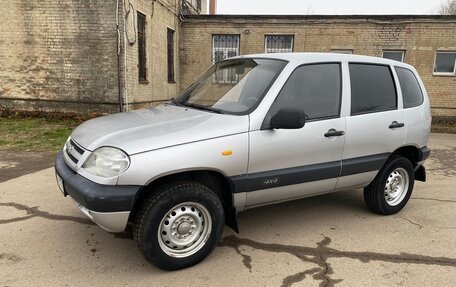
67 149 78 164
70 139 84 154
65 139 85 165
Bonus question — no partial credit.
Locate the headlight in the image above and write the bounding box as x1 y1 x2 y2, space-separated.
83 147 130 178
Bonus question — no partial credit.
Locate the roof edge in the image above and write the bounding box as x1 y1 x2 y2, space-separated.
181 14 456 22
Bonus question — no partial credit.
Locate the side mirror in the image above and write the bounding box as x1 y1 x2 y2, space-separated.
269 108 306 129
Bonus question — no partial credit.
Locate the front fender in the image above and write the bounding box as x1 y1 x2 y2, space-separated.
117 133 249 186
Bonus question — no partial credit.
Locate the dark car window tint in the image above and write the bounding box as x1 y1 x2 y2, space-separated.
395 67 424 108
270 63 341 120
349 64 397 115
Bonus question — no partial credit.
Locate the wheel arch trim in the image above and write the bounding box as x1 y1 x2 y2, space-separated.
130 169 240 233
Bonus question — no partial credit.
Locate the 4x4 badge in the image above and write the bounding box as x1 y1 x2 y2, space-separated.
264 178 279 185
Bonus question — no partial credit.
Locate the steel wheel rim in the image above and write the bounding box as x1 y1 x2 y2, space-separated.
158 202 212 258
384 168 409 206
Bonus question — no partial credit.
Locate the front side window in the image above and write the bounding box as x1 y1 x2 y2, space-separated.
383 51 405 62
269 63 342 120
434 52 456 75
265 35 294 53
395 67 423 108
350 64 397 115
175 58 287 115
137 12 147 83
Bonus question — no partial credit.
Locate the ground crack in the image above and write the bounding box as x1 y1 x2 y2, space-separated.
219 235 456 287
0 253 23 264
0 202 94 225
400 217 424 229
412 197 456 204
282 268 320 287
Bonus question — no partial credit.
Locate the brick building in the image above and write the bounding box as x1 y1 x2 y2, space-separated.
180 15 456 118
1 1 455 118
0 0 208 114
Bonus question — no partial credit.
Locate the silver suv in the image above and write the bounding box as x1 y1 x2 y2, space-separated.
55 53 431 270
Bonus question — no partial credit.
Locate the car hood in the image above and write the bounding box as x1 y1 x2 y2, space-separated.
71 104 249 155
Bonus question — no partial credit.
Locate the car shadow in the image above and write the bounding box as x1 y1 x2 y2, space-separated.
51 188 371 275
237 189 369 229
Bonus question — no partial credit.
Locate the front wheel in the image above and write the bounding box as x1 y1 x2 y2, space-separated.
134 181 224 270
364 155 415 215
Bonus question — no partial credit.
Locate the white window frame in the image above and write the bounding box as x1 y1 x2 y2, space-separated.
212 34 240 64
382 50 405 62
264 35 294 53
212 35 240 84
331 49 353 54
433 51 456 76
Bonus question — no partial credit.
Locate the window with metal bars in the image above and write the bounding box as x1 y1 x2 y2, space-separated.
265 35 294 53
167 28 175 82
212 34 240 64
212 35 240 83
137 12 147 83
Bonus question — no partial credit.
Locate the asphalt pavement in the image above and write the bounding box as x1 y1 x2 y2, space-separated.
1 133 455 286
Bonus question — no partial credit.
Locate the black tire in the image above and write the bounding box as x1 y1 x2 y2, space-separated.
133 181 224 270
364 155 415 215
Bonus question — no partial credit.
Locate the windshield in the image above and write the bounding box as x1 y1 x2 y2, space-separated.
174 58 287 115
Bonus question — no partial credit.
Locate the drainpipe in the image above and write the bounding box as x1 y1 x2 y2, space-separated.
123 19 129 112
116 0 124 112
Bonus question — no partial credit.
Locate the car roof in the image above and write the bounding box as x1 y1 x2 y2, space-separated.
234 52 414 69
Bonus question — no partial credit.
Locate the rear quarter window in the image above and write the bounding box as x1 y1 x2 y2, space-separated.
395 67 424 108
349 63 397 115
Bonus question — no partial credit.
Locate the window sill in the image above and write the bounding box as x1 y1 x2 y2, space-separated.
139 80 149 84
168 80 176 84
432 73 456 77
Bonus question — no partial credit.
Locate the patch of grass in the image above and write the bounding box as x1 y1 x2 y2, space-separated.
0 116 81 152
0 115 454 153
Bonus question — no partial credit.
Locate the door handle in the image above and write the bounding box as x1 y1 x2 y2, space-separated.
389 121 405 129
324 129 345 137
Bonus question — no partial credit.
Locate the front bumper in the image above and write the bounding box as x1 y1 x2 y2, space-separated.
55 151 142 232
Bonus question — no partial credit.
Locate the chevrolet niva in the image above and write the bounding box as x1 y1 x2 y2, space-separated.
55 53 431 270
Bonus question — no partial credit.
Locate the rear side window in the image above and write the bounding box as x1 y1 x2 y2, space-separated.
395 67 424 108
349 64 397 115
270 63 341 120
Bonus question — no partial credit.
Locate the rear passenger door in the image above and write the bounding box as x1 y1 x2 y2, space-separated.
336 63 406 190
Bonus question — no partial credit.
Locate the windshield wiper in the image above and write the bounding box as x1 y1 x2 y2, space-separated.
184 103 224 114
169 97 185 107
169 98 223 114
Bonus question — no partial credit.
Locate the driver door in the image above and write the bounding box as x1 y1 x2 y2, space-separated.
246 63 346 208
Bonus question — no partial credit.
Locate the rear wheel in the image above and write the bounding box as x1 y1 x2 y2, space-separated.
364 155 415 215
134 181 224 270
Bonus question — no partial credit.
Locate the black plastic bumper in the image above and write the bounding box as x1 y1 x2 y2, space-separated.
54 151 141 212
419 146 431 162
